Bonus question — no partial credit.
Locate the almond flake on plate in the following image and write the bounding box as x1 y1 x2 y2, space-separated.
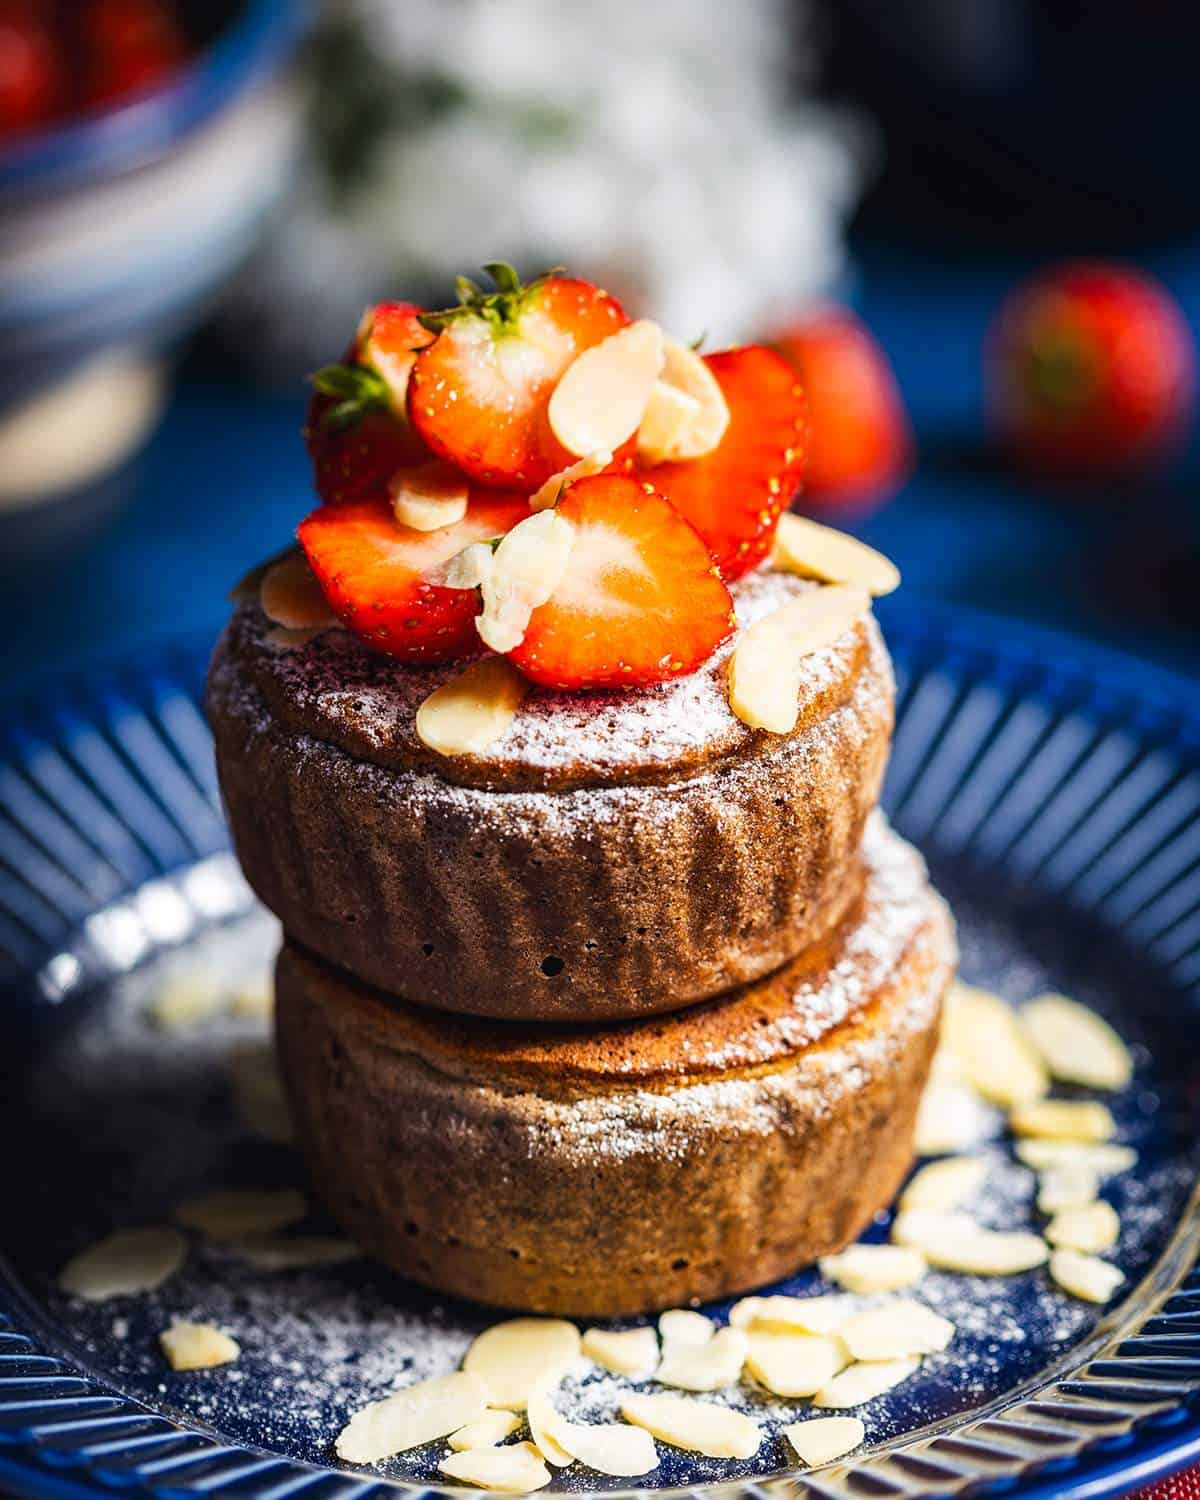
620 1394 762 1460
658 1308 715 1350
1020 993 1133 1091
259 551 339 631
1045 1200 1120 1254
529 451 612 512
447 1410 521 1451
527 1386 657 1477
743 1330 847 1397
390 460 470 531
729 585 869 734
462 1318 581 1411
770 512 900 596
1009 1099 1117 1144
174 1188 306 1242
820 1243 927 1294
475 510 575 653
839 1301 955 1361
231 1234 360 1271
783 1415 866 1467
1037 1164 1101 1213
730 1293 851 1335
900 1156 988 1213
440 1441 551 1492
891 1210 1049 1275
913 1079 996 1155
525 1383 575 1468
940 982 1048 1108
548 320 665 456
813 1356 920 1409
415 657 529 757
335 1371 489 1463
59 1226 187 1301
1049 1248 1126 1304
1014 1140 1136 1175
580 1326 659 1379
160 1321 240 1371
655 1326 748 1391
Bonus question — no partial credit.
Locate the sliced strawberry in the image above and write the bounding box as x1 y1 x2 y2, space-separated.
408 263 628 489
298 490 528 662
305 301 436 506
644 345 806 581
508 475 734 690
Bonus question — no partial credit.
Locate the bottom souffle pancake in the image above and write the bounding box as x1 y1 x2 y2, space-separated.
274 814 955 1318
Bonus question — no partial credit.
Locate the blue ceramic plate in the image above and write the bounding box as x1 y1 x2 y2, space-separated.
1 604 1198 1500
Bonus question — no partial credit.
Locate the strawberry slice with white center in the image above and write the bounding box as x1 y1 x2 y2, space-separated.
408 264 628 489
644 344 807 581
507 474 735 690
297 491 528 662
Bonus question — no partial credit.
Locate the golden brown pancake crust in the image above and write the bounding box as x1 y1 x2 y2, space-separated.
274 819 956 1317
206 570 893 1022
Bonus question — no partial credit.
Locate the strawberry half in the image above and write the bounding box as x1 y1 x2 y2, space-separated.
305 301 435 506
508 475 734 690
408 263 628 490
644 345 806 581
298 491 528 662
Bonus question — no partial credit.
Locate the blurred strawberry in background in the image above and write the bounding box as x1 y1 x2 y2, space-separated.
79 0 187 109
770 307 913 514
0 3 65 140
987 263 1196 479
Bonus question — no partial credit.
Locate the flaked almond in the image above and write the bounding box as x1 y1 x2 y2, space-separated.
529 451 612 512
160 1321 240 1371
620 1393 761 1460
434 540 497 591
230 1234 359 1271
1020 993 1133 1092
658 1308 715 1351
462 1318 581 1411
336 1371 489 1463
415 657 528 758
476 509 575 653
655 1326 747 1391
892 1210 1048 1275
264 625 328 652
771 512 900 596
440 1441 551 1492
900 1156 988 1213
812 1357 920 1409
1045 1200 1119 1254
819 1244 927 1294
729 1294 850 1335
259 551 338 631
839 1301 955 1361
1038 1164 1100 1214
59 1227 187 1301
914 1079 996 1155
637 338 729 463
174 1188 305 1242
580 1326 658 1379
548 320 665 456
390 460 470 531
151 974 225 1030
743 1331 847 1398
941 982 1048 1109
1010 1099 1117 1144
783 1415 865 1467
525 1382 575 1468
637 380 702 466
1049 1248 1125 1304
447 1410 521 1451
729 584 869 734
1015 1140 1136 1175
528 1386 657 1477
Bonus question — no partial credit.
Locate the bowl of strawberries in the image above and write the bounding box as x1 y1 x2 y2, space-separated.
0 0 306 525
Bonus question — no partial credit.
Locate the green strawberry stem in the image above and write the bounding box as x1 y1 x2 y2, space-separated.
309 362 391 430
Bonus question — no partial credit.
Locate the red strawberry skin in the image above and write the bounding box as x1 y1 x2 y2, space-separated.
508 475 734 690
645 345 806 582
771 308 912 513
987 262 1196 476
0 6 65 139
298 491 528 662
409 273 628 489
79 0 187 108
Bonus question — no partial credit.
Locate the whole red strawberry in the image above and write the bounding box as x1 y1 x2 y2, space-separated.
305 301 435 505
987 263 1196 477
771 308 912 514
409 263 628 489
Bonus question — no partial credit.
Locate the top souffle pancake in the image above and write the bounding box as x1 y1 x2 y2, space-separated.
206 567 893 1023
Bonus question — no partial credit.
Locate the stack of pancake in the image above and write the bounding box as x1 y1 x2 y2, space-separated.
206 568 956 1317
